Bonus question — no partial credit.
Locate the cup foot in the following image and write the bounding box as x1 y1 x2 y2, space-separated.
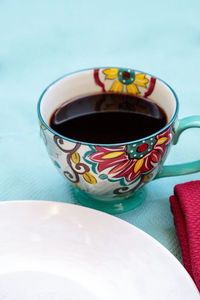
73 188 147 214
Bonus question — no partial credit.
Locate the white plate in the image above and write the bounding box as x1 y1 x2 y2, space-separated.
0 200 198 300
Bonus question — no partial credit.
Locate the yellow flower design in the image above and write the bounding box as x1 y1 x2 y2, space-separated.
103 68 149 95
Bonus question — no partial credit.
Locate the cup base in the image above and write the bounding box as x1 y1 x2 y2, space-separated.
73 187 147 214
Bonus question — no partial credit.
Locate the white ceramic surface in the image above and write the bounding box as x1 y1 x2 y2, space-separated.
0 200 198 299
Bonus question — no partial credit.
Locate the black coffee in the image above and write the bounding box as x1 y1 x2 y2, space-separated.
50 93 167 144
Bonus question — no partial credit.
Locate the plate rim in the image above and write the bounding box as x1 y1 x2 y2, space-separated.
0 199 199 296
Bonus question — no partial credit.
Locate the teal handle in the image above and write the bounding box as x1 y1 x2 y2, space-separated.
156 116 200 179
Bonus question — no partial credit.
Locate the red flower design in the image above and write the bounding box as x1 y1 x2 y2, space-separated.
88 126 173 183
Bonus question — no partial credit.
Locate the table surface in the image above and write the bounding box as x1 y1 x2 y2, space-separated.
1 0 200 263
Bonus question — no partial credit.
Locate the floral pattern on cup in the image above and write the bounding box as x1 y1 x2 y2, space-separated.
94 68 156 97
85 125 173 186
54 135 97 185
104 68 148 94
40 121 174 197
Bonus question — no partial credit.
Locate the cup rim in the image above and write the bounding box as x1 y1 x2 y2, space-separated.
37 66 179 146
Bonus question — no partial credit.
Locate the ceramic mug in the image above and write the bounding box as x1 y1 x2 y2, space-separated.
38 67 200 214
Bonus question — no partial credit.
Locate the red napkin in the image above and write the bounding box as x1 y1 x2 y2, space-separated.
170 180 200 291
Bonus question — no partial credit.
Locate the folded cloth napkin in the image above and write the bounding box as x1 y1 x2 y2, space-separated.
170 180 200 291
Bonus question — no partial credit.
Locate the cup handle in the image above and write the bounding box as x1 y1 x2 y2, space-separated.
155 116 200 179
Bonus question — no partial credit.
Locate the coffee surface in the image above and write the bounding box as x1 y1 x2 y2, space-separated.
50 93 167 144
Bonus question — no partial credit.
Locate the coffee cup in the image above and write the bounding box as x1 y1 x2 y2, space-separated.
37 67 200 214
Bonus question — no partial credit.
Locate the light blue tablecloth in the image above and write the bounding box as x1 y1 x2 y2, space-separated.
1 0 200 262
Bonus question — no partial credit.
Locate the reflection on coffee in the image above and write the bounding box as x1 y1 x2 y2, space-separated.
50 93 167 144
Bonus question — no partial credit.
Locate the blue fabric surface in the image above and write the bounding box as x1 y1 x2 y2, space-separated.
1 0 200 262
